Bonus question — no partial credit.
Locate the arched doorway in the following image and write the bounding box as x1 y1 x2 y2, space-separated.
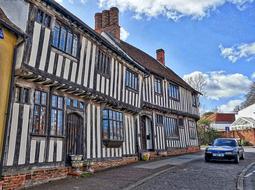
66 113 84 160
141 116 154 151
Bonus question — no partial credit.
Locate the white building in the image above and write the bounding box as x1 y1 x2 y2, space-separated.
231 104 255 130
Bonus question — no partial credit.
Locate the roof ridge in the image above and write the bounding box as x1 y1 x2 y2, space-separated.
119 40 199 93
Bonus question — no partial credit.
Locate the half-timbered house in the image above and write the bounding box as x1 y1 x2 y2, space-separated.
0 0 200 188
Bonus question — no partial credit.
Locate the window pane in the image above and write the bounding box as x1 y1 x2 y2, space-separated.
79 102 84 109
23 88 30 104
35 91 41 104
36 10 44 23
58 97 63 109
66 98 71 107
66 31 73 54
52 95 57 108
57 111 63 136
40 107 47 135
52 24 60 47
15 87 21 103
73 99 78 108
110 121 114 139
103 120 108 139
59 27 67 51
33 105 40 134
44 14 51 27
72 35 78 57
51 109 57 135
103 110 108 119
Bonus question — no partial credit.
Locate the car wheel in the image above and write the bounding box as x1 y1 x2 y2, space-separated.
205 156 210 162
240 152 245 160
234 154 240 164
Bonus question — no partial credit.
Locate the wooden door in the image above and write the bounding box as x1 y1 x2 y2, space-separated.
66 113 83 159
141 116 147 151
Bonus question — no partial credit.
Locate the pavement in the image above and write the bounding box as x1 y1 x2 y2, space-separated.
244 162 255 190
26 147 255 190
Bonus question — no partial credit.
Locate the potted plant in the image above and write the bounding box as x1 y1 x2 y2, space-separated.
141 152 150 161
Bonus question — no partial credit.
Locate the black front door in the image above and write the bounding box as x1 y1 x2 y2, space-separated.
66 113 83 159
141 116 154 151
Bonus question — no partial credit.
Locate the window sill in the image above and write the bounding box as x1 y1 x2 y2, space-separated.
51 46 78 61
30 134 47 138
102 140 124 148
125 86 139 94
169 97 180 102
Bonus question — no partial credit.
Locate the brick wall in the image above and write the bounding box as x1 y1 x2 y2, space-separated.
1 167 69 190
219 129 255 145
0 157 138 190
146 146 200 160
91 156 138 172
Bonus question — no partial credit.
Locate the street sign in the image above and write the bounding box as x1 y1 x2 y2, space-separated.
225 126 230 132
0 28 4 39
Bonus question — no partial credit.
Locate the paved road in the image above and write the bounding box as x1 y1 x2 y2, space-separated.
134 148 255 190
244 162 255 190
27 148 255 190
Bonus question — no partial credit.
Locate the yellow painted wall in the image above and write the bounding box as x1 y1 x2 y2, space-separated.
0 25 17 159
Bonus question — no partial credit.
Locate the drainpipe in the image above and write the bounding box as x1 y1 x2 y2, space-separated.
0 37 26 178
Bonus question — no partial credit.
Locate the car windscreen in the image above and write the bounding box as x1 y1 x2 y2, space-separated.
213 139 237 147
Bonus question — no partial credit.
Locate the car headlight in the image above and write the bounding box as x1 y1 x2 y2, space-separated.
225 152 234 155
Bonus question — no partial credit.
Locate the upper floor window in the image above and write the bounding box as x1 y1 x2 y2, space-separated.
15 87 30 104
102 109 124 141
154 78 162 94
192 93 198 107
156 114 163 125
36 9 51 28
66 98 84 110
97 49 111 76
32 90 47 135
168 83 180 101
52 23 78 57
126 69 138 91
51 95 64 136
165 117 179 138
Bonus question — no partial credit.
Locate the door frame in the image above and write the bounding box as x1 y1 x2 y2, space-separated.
140 115 154 151
65 112 84 162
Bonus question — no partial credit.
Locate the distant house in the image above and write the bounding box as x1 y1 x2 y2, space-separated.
204 113 235 131
231 104 255 130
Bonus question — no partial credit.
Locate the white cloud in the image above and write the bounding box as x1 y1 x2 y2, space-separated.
54 0 87 4
98 0 253 21
252 72 255 79
218 99 243 112
184 71 252 100
219 42 255 63
120 27 130 41
55 0 63 3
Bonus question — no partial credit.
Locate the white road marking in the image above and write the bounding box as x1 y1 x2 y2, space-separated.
244 170 255 178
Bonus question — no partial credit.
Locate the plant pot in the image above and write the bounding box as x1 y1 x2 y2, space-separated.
141 152 150 161
71 160 84 168
70 155 83 161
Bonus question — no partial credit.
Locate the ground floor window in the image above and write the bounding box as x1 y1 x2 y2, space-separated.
188 120 197 139
102 109 124 141
165 117 179 138
51 95 64 136
32 90 47 135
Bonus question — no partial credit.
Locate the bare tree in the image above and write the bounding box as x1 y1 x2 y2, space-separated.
184 72 207 95
239 82 255 109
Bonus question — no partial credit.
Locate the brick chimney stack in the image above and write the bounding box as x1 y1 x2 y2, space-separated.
156 49 165 65
95 7 120 40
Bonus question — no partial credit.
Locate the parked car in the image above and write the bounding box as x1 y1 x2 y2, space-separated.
205 138 244 163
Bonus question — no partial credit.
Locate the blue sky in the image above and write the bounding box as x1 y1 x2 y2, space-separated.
56 0 255 113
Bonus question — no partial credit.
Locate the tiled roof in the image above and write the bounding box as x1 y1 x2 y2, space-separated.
117 40 199 93
205 113 235 123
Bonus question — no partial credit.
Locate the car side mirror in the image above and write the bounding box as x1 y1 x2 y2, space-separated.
208 143 212 146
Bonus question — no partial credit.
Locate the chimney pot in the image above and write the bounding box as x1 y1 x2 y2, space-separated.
156 49 165 65
94 7 120 40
